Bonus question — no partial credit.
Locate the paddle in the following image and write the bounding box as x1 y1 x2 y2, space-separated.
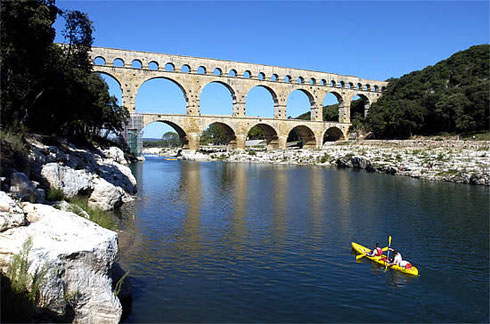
384 236 392 272
357 245 389 260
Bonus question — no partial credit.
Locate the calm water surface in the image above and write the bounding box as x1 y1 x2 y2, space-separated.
118 156 489 323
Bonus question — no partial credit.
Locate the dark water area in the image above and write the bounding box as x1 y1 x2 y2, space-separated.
118 156 489 323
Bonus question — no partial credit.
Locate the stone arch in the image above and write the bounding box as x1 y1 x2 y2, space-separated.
132 59 142 69
350 93 370 119
287 125 316 149
201 121 237 150
145 120 189 149
181 64 191 73
309 78 316 85
165 63 175 72
246 123 279 151
286 88 315 120
322 91 344 122
93 71 122 89
245 85 278 118
214 67 222 76
136 76 189 113
113 58 124 67
258 72 265 80
93 56 106 65
323 126 344 143
229 69 237 77
199 81 237 115
148 61 159 70
271 73 278 81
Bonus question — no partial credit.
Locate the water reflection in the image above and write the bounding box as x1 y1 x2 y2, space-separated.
120 158 489 323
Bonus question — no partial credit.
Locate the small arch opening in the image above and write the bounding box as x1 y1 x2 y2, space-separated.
165 63 175 72
309 78 316 85
229 69 237 77
132 60 142 69
181 64 191 73
94 56 106 66
284 75 291 83
197 66 206 74
148 61 159 70
297 77 304 84
243 70 251 78
113 58 124 67
214 68 222 76
258 72 265 80
271 74 278 81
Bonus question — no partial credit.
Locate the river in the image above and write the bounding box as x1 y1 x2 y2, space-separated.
118 156 489 322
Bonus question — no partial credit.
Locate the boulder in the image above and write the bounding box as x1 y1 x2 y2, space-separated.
9 172 43 203
0 203 122 323
89 178 126 211
103 147 128 165
41 163 94 198
96 161 137 194
0 191 26 232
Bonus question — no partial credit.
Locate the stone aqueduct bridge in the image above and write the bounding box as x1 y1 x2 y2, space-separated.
89 46 388 153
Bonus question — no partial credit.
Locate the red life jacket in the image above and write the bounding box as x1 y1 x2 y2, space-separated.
375 247 383 256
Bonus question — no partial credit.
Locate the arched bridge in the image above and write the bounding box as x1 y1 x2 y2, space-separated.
89 46 388 153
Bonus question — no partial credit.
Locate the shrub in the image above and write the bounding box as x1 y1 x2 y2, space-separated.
46 188 65 201
68 196 118 230
7 237 49 304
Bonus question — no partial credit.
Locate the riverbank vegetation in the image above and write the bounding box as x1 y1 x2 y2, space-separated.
364 45 489 138
1 0 128 141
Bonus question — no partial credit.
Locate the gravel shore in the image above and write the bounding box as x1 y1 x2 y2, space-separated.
172 140 489 186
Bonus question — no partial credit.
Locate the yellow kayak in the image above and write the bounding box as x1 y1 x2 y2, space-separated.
165 158 177 161
351 242 419 276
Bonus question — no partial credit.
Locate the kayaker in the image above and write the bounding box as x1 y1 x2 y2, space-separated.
387 249 412 268
367 243 383 257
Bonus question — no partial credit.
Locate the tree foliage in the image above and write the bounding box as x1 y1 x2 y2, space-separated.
0 0 129 139
365 44 489 138
200 124 229 145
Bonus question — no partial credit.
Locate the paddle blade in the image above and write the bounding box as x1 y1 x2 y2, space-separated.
388 236 392 247
382 247 389 251
356 254 366 260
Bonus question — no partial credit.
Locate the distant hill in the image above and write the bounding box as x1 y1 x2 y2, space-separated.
365 44 489 138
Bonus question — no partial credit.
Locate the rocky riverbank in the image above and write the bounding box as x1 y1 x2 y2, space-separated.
179 140 489 186
0 136 136 322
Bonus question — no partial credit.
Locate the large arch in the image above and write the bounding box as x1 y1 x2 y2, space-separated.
286 89 315 120
245 85 278 118
323 127 344 143
136 77 188 114
287 125 316 149
350 94 370 120
143 120 189 149
94 72 123 105
199 81 236 115
322 91 344 122
246 123 279 151
200 121 237 150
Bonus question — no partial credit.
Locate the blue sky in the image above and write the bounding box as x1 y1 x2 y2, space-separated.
54 0 489 138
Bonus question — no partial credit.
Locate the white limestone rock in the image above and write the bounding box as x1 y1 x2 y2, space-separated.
0 203 122 323
9 172 44 202
0 191 26 232
41 163 94 198
96 161 137 194
88 177 126 211
102 147 128 165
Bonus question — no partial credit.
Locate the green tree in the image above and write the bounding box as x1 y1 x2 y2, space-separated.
200 125 228 145
162 131 181 147
366 44 489 138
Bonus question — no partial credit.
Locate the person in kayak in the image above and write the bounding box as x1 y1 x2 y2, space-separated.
367 243 383 257
387 249 413 269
